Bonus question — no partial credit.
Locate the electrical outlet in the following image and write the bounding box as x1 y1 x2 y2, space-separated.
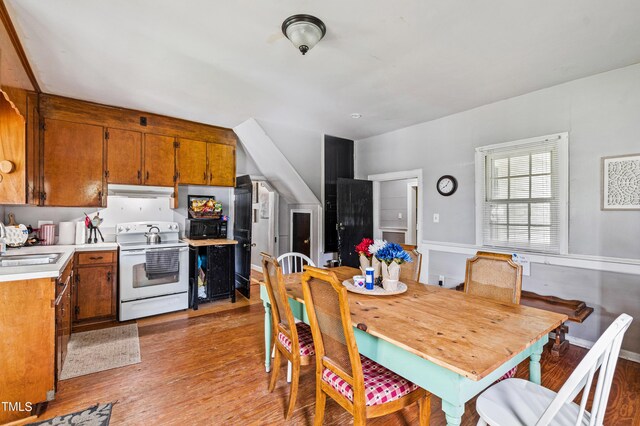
438 275 445 286
433 213 439 223
398 212 403 219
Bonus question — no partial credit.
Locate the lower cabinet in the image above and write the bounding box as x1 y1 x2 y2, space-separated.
189 244 235 309
55 259 73 384
73 250 118 329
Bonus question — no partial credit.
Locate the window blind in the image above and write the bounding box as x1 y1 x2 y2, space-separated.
479 137 562 253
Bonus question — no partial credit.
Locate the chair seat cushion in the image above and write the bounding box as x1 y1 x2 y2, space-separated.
496 365 517 383
322 355 419 406
476 378 591 426
278 322 315 357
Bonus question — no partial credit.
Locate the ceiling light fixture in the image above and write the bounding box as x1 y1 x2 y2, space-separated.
351 113 362 119
282 14 326 55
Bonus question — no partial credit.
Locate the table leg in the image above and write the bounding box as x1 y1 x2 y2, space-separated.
263 300 272 373
529 342 543 385
441 400 464 426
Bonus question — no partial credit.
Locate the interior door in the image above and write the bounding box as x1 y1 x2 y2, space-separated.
291 211 311 257
144 134 175 187
177 138 208 185
337 178 373 267
42 119 104 207
106 128 142 184
234 175 253 298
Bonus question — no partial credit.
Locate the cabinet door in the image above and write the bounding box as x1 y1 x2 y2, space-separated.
43 119 104 207
106 128 142 184
177 138 207 185
207 245 233 299
75 265 116 321
207 143 235 187
144 134 175 187
0 93 26 204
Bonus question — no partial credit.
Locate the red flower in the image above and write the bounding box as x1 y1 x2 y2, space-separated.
355 238 374 258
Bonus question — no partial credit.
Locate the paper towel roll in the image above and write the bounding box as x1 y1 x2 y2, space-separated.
58 222 76 245
75 221 86 245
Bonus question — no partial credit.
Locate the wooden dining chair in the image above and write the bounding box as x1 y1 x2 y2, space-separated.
476 313 633 426
464 251 522 304
465 251 523 382
301 266 431 426
399 245 422 283
261 253 315 419
277 251 316 274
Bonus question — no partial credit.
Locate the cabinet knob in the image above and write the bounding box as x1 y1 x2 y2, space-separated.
0 160 15 174
106 271 112 281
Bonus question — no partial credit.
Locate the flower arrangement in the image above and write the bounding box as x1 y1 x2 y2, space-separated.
375 242 412 265
355 238 374 259
355 239 413 291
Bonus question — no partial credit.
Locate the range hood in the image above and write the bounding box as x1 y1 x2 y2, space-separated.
107 184 174 198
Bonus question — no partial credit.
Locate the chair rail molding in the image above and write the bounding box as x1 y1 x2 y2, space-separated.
419 240 640 279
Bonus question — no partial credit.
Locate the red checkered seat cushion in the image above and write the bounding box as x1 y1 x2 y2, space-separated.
496 365 517 383
322 355 419 406
278 322 315 357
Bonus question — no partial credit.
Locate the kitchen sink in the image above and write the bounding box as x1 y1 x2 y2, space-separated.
0 253 62 267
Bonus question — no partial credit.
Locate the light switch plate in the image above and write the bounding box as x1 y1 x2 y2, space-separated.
433 213 439 223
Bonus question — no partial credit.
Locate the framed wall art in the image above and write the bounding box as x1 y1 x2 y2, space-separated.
602 153 640 210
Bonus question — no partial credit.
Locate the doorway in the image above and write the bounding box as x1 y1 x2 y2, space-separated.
290 209 312 257
250 180 279 270
369 169 423 246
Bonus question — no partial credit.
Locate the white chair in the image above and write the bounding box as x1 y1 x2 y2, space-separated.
276 252 315 274
476 313 633 426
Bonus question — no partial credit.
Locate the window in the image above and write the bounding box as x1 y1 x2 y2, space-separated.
475 133 568 254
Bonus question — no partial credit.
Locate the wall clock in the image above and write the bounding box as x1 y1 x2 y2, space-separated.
436 175 458 196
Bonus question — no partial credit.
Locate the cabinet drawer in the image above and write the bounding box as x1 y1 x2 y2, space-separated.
76 251 116 265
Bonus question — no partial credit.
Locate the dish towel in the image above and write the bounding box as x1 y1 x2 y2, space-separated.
145 248 180 280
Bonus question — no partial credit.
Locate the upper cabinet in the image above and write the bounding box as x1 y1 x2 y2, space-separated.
42 119 105 207
177 139 236 187
0 92 26 204
177 138 208 185
106 128 143 185
144 134 176 187
208 143 236 187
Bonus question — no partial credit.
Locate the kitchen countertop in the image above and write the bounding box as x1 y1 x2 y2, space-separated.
0 242 118 283
182 238 239 247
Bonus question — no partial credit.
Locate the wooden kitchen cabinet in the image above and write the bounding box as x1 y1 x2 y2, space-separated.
42 119 105 207
177 138 208 185
207 143 236 187
0 277 55 424
106 127 143 185
144 133 176 187
55 258 74 384
73 250 117 328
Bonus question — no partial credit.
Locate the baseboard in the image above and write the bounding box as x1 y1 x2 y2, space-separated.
551 332 640 363
251 264 262 273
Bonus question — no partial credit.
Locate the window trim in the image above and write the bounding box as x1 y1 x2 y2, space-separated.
475 132 569 254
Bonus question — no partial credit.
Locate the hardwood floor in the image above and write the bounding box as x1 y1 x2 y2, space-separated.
36 293 640 425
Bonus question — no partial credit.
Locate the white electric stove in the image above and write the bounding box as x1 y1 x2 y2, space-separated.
116 221 189 321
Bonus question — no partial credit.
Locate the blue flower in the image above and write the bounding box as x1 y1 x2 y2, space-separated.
375 243 412 264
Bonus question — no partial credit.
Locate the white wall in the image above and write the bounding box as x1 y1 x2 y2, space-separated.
235 143 261 177
355 63 640 354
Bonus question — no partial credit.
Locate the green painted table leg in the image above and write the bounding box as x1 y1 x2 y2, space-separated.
529 339 544 385
441 400 465 426
263 299 272 373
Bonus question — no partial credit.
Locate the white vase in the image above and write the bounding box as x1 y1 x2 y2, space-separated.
371 257 382 281
381 261 401 291
359 254 371 275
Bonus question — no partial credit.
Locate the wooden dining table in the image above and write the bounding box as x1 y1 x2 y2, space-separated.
259 266 567 425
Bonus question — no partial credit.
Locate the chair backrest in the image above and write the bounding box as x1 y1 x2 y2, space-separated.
261 252 299 352
301 266 364 400
464 251 522 304
537 313 633 426
399 245 422 283
277 252 315 274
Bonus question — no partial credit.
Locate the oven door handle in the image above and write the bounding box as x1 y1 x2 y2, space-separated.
120 250 147 256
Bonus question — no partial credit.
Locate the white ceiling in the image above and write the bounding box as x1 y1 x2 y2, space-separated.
6 0 640 140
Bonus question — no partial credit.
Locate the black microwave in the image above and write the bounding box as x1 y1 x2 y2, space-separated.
185 218 227 240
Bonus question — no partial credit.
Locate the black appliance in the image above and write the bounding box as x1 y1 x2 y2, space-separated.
185 218 227 240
